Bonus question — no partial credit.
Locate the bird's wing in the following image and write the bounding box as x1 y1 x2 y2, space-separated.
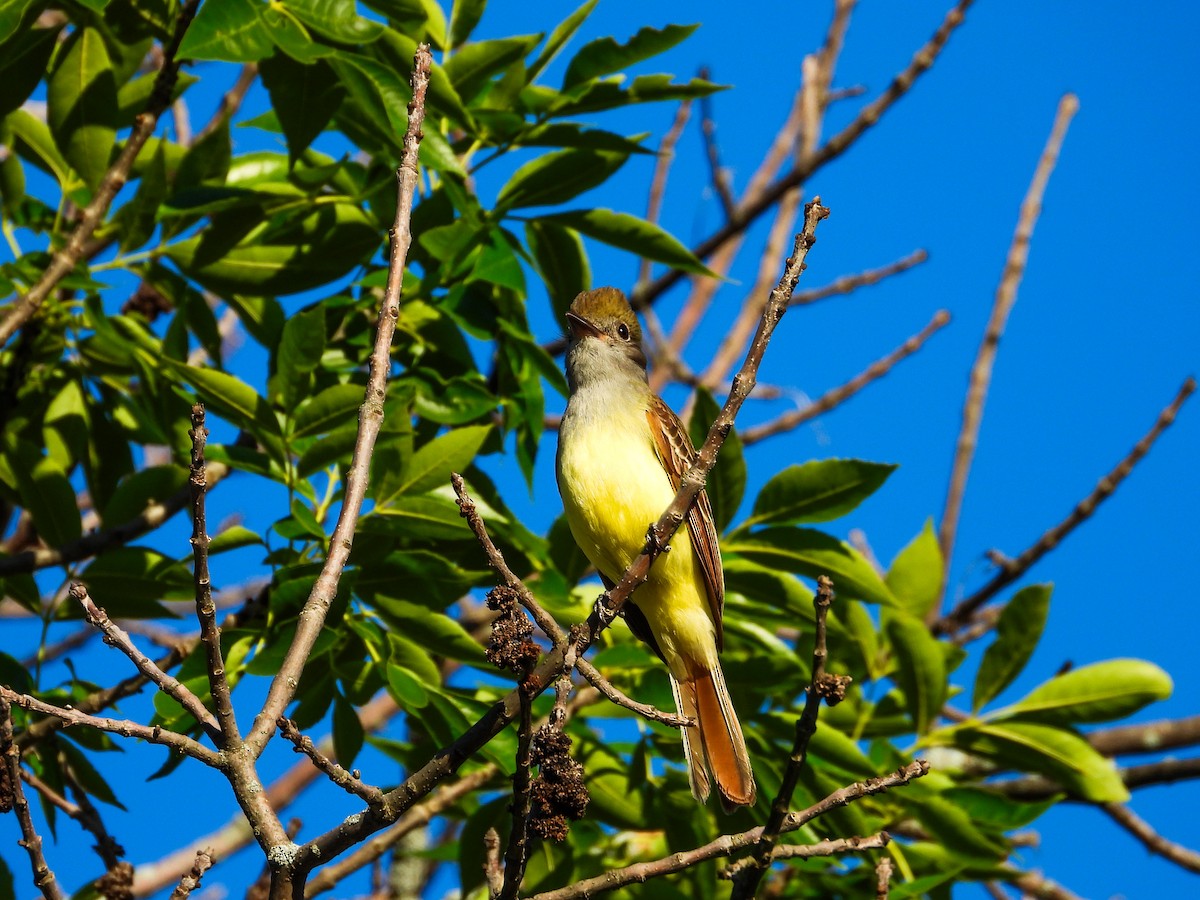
647 395 725 648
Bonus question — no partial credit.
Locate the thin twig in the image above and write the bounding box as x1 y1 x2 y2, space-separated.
1004 870 1085 900
1088 714 1200 758
634 0 974 315
193 63 258 145
168 849 214 900
698 67 736 220
499 685 535 900
732 576 843 899
70 582 221 741
876 855 894 899
1102 803 1200 874
484 828 504 899
938 376 1195 633
62 765 125 869
1 685 218 765
637 99 693 292
290 204 831 875
998 757 1200 800
2 703 68 900
188 404 238 746
246 45 432 758
278 717 385 809
305 767 497 897
724 831 888 876
790 248 928 307
573 658 691 727
527 762 928 900
742 310 951 444
936 94 1079 606
0 0 202 346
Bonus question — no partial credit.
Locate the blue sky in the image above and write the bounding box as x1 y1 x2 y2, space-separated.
4 1 1198 897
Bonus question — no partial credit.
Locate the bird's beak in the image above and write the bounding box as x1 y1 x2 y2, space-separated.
566 311 604 341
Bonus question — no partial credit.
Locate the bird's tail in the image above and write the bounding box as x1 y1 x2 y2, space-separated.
670 662 757 812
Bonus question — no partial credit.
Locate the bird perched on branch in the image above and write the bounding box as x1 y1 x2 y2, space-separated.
555 287 756 811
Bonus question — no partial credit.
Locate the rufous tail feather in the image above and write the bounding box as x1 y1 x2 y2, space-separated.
670 664 756 811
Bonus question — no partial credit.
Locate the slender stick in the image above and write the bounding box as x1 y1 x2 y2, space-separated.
936 94 1079 605
1101 803 1200 874
247 45 433 758
188 404 239 746
484 828 504 899
938 376 1195 633
731 576 840 899
725 831 888 875
0 0 202 346
168 850 214 900
69 582 221 741
742 310 950 445
698 67 736 220
193 63 258 145
876 856 894 899
790 248 928 307
277 717 385 809
2 704 68 900
1088 713 1200 758
636 99 693 292
499 685 535 900
526 762 928 900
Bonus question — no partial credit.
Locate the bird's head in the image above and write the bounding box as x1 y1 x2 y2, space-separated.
564 288 648 388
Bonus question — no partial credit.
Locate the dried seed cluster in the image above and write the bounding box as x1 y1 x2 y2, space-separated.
529 727 589 842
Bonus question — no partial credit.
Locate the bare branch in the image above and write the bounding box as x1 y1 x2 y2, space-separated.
697 67 736 220
304 767 497 897
936 94 1079 602
247 45 433 758
527 762 928 900
637 99 693 292
2 703 67 900
876 855 894 899
168 849 214 900
938 376 1195 633
1088 714 1200 758
790 248 928 307
484 828 504 899
188 405 238 746
70 582 221 741
0 0 203 346
999 757 1200 800
1102 803 1200 874
1003 870 1085 900
499 685 535 900
732 576 846 898
278 717 385 809
193 63 257 145
725 831 888 875
742 310 951 445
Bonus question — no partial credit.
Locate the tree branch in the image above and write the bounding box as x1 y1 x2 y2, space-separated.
936 93 1079 604
277 717 385 809
167 849 214 900
246 45 432 758
937 376 1195 633
2 703 67 900
1102 802 1200 874
789 248 928 307
741 309 950 445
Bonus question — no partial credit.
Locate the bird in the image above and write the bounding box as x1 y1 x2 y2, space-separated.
555 286 757 811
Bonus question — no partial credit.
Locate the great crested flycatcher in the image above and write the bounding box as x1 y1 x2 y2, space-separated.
556 286 757 810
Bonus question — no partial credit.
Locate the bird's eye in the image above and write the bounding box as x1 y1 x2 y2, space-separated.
616 323 630 341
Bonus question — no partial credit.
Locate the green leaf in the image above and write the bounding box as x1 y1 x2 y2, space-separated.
15 457 81 548
167 203 379 295
178 0 274 62
386 663 430 707
562 23 697 89
907 792 1007 861
208 525 262 555
172 114 232 193
163 362 283 446
496 147 629 211
79 547 192 617
941 787 1060 831
746 459 896 528
291 383 364 437
224 293 285 347
373 599 485 663
392 425 491 499
995 658 1172 725
0 23 61 120
448 0 486 48
947 721 1129 803
528 0 598 81
972 583 1052 711
525 220 590 322
7 109 71 186
366 495 471 541
332 694 365 768
357 550 479 611
287 0 384 44
274 306 326 407
725 527 896 606
688 388 745 532
47 27 118 190
101 465 188 528
259 54 345 160
885 518 943 621
540 209 715 278
885 613 946 734
442 35 538 102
